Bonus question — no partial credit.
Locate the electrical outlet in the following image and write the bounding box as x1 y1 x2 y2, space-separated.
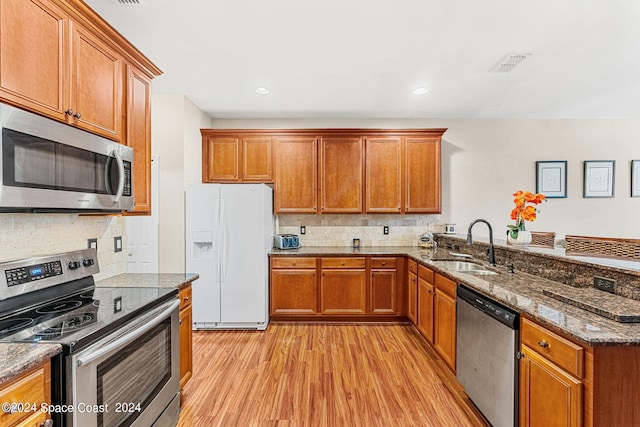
87 238 97 250
300 226 306 235
594 276 616 294
383 226 389 235
114 236 122 253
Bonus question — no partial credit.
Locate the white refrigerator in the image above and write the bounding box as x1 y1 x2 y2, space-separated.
185 183 274 330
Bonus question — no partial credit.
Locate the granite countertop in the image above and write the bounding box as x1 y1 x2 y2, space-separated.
270 246 640 346
0 343 61 386
95 273 199 289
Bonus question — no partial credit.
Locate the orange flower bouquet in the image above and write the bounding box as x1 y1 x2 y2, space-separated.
507 190 546 240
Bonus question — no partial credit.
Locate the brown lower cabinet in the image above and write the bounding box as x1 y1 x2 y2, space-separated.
179 284 193 391
0 360 52 427
269 256 403 320
407 259 418 324
320 257 366 315
417 265 435 343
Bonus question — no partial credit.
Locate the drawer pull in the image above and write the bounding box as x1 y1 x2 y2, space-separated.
185 297 190 301
538 340 549 348
341 261 346 265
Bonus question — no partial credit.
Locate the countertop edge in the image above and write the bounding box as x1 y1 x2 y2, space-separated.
0 343 62 387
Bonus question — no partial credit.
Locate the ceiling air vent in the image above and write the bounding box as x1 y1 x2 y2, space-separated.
114 0 147 5
492 53 532 73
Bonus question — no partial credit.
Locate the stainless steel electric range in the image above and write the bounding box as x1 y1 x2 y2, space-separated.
0 249 180 427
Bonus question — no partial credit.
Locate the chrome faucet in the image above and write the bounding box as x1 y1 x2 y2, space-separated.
466 219 496 266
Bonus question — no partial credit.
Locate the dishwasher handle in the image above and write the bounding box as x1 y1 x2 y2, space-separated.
457 284 519 330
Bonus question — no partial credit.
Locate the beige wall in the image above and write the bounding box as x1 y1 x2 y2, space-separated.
152 95 211 272
206 118 640 242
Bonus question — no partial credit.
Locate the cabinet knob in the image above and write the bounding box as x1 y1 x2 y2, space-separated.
40 420 54 427
74 111 82 119
538 340 549 348
185 297 190 301
381 262 386 265
341 261 346 265
65 108 74 116
292 262 297 266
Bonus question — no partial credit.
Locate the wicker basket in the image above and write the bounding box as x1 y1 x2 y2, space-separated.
565 235 640 260
530 231 556 248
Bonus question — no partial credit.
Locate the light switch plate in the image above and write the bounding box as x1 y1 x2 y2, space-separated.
114 236 122 253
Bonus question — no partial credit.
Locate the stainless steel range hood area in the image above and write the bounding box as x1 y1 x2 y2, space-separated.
0 102 134 213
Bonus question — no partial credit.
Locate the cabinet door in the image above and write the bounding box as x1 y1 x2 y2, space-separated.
407 271 418 324
417 277 434 343
320 137 363 213
365 137 402 213
434 289 456 372
274 137 318 213
321 270 366 315
271 270 318 315
179 305 193 390
405 137 441 213
70 21 123 141
520 344 582 427
370 269 397 315
203 136 240 181
125 64 152 214
0 0 69 120
242 137 273 181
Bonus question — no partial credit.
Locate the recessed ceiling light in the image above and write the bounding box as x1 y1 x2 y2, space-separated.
254 86 270 95
412 87 428 95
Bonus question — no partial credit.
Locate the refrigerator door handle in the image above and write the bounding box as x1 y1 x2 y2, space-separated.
220 199 228 283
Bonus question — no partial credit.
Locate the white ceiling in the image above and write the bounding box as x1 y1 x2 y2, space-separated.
85 0 640 119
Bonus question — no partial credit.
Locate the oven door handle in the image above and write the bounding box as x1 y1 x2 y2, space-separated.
76 299 179 368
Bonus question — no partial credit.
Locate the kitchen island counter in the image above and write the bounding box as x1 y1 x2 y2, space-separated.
96 273 199 290
270 245 640 345
0 343 61 386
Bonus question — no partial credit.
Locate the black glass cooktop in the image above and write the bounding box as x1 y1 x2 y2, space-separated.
0 286 177 353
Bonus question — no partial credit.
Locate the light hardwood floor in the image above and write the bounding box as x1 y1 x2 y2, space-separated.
178 323 486 426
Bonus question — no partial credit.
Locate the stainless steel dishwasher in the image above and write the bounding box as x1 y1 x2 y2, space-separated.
456 285 519 427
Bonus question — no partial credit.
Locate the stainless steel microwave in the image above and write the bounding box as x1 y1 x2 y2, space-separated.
0 102 133 212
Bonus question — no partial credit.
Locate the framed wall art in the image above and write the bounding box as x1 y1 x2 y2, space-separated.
583 160 615 198
632 160 640 197
536 160 567 198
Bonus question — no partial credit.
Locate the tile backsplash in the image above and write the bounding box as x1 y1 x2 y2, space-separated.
277 214 443 247
0 214 126 280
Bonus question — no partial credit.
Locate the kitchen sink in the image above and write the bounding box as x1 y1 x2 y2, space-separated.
431 260 498 276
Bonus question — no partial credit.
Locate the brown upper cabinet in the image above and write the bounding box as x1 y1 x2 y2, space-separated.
274 136 318 213
1 0 162 215
365 137 402 213
1 0 123 141
405 136 441 213
319 136 363 213
200 129 446 214
201 132 274 182
125 64 152 214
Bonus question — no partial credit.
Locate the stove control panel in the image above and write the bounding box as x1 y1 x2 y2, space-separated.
0 249 99 301
5 261 63 287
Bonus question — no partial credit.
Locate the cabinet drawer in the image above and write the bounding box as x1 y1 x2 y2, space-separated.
435 274 456 299
0 362 49 427
521 318 584 378
407 259 418 274
321 257 366 269
179 285 192 310
417 264 434 283
271 257 316 269
371 257 397 269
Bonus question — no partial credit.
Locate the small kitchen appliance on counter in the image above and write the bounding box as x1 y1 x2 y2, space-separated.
419 232 435 248
0 249 180 427
274 234 300 249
